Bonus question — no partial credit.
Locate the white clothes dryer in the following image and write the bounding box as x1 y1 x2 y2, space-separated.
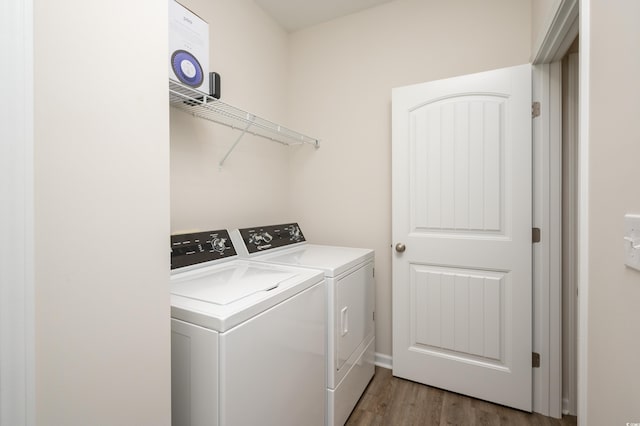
230 223 375 426
170 229 326 426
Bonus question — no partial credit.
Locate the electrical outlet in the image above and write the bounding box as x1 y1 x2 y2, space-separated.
624 214 640 271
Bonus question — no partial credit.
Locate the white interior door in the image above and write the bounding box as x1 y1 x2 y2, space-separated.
391 64 532 411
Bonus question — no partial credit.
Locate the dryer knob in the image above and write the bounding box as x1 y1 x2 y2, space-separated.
262 232 273 243
289 226 301 240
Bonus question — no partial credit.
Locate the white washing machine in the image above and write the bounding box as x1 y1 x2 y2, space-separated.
230 223 375 426
170 229 326 426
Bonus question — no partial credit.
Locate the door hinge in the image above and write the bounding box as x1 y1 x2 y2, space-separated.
532 101 541 118
373 311 375 321
532 352 541 368
532 227 541 243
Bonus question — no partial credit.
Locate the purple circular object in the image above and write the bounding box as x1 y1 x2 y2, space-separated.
171 50 204 88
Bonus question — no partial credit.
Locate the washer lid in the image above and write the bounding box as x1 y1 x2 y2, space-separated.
170 259 324 332
171 264 296 305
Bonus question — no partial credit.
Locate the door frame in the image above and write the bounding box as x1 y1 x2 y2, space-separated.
532 60 563 418
561 50 579 416
531 0 588 422
1 0 36 425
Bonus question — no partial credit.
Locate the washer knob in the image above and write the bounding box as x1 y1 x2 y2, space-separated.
262 232 273 243
211 238 227 253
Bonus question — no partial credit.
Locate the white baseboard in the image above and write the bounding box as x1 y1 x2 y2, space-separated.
374 352 392 370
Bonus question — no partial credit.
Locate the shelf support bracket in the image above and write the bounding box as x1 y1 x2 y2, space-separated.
219 117 254 168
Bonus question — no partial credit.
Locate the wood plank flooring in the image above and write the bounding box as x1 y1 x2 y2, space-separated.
345 367 577 426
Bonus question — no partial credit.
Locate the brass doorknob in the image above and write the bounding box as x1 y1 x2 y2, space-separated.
395 243 406 253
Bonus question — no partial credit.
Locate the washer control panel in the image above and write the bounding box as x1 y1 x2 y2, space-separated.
171 229 236 269
238 223 306 254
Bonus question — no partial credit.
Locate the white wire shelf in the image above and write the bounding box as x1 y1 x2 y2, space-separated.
169 80 320 166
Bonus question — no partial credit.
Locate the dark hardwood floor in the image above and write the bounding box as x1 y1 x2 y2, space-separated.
345 367 577 426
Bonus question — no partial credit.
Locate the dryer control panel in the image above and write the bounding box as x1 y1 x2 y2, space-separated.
171 229 236 269
238 223 306 254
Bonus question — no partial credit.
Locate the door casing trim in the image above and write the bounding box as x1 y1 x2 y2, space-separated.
531 0 586 422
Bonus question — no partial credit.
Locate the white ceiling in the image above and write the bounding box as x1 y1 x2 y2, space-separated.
253 0 395 32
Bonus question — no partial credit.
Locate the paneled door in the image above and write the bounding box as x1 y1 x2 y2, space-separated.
391 64 532 411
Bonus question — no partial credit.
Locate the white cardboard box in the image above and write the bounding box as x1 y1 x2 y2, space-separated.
169 0 210 95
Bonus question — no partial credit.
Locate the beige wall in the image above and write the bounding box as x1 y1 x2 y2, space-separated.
286 0 532 357
170 0 295 233
531 0 561 53
587 0 640 423
28 0 640 423
34 1 171 425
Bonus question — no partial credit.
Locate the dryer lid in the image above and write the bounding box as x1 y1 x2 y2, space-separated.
256 244 374 277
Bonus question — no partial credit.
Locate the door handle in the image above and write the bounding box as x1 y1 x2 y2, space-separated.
395 243 406 253
340 306 348 336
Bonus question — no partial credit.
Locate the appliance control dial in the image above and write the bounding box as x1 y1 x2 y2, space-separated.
248 231 273 246
211 237 227 253
289 225 302 241
248 233 262 246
